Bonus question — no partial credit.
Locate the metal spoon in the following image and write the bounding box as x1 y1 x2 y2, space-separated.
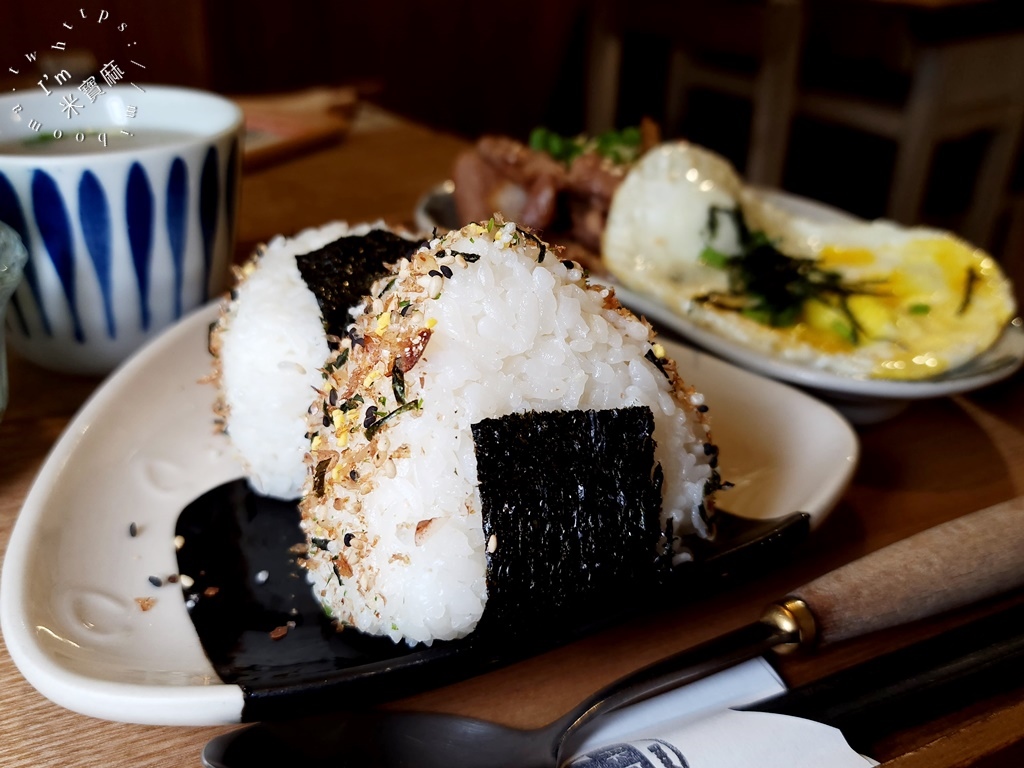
204 497 1024 768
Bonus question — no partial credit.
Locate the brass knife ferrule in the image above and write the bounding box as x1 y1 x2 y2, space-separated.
760 597 817 655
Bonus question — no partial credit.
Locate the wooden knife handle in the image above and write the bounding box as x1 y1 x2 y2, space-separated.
789 496 1024 646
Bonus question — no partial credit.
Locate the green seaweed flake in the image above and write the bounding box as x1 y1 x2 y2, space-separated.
695 206 883 340
312 457 332 497
958 268 978 315
324 347 350 374
391 363 407 405
363 399 422 440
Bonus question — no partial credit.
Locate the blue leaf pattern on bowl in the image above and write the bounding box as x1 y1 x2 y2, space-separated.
126 162 154 331
199 146 219 302
32 170 83 342
79 170 115 338
167 157 188 319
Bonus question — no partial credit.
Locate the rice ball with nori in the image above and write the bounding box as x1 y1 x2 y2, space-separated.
211 221 422 500
301 219 720 645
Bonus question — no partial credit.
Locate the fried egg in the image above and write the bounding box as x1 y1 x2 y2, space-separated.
603 142 1017 381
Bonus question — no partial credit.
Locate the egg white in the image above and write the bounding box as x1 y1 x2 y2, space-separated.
603 142 1017 380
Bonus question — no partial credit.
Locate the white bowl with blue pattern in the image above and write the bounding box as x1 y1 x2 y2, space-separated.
0 85 243 374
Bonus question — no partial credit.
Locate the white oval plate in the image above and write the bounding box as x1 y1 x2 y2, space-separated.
1 302 858 725
417 183 1024 423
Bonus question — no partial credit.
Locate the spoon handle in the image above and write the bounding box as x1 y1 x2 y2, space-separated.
781 495 1024 647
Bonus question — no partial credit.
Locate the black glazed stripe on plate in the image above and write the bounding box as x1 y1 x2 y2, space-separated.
175 480 487 721
176 484 810 720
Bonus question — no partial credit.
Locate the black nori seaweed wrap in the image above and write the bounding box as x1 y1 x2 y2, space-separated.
471 406 667 632
295 230 426 336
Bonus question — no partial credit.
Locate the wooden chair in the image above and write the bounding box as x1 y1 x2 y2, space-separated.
584 1 1024 249
799 28 1024 249
585 0 805 188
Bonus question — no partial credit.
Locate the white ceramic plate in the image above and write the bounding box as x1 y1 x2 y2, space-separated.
1 302 858 725
416 183 1024 423
615 286 1024 423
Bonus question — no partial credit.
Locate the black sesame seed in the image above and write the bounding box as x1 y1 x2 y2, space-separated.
344 533 355 547
440 264 453 278
561 259 575 269
329 389 338 406
703 443 719 456
363 405 378 428
428 269 442 278
349 469 359 482
400 303 413 316
148 576 162 587
323 412 332 427
697 404 709 413
129 522 138 537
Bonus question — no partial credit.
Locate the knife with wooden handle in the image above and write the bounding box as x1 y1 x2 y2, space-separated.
779 495 1024 648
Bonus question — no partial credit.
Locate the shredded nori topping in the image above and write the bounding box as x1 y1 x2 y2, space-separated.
364 399 422 440
958 267 978 315
391 363 407 405
471 406 666 632
697 206 882 339
312 458 332 498
295 230 426 336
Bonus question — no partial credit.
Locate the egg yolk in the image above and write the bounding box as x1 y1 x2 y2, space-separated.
790 237 1013 379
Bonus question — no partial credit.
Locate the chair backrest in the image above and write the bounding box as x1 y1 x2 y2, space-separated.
927 32 1024 113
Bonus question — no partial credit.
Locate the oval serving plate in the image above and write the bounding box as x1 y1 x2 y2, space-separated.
416 182 1024 424
1 302 857 725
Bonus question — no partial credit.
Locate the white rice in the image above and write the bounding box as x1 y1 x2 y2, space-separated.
301 220 716 645
213 221 386 500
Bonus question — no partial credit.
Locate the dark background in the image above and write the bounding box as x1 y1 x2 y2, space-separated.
3 0 1023 262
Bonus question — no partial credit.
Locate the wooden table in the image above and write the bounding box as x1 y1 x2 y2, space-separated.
2 106 1023 768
